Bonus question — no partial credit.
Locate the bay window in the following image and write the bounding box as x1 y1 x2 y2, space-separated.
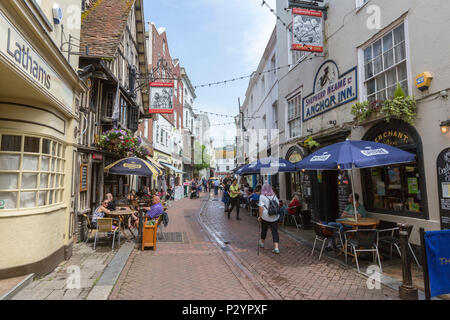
0 134 65 210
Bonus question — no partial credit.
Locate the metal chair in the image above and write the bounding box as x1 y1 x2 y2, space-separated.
311 222 343 261
249 199 259 216
93 218 120 251
284 206 301 229
344 229 382 273
156 214 166 241
377 225 420 267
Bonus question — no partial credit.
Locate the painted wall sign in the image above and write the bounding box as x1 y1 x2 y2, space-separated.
303 60 357 121
0 10 73 113
149 82 174 114
373 130 412 146
292 8 324 53
437 148 450 229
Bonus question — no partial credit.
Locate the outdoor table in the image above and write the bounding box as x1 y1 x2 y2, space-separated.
107 208 137 240
336 218 380 261
336 217 380 230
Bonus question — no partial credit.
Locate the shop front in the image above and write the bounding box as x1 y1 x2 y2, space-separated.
360 120 429 220
0 4 85 278
153 150 173 191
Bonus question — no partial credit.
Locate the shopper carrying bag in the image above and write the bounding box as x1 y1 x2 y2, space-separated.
257 184 280 254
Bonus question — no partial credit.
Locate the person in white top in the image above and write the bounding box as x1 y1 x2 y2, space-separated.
258 184 280 254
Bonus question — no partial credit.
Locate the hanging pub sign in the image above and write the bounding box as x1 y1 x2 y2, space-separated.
292 8 324 53
437 148 450 230
149 82 174 114
302 60 357 121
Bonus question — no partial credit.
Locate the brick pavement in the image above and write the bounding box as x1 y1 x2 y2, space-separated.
109 191 399 300
109 192 252 300
202 193 399 300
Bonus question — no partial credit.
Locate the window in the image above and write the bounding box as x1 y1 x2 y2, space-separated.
363 23 408 102
105 92 114 117
356 0 369 9
120 98 127 127
361 120 426 218
287 93 302 139
156 125 159 143
0 134 65 209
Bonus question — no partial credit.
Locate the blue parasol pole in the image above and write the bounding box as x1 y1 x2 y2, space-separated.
349 164 358 221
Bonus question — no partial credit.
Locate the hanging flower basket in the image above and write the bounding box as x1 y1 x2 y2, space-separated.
96 129 148 159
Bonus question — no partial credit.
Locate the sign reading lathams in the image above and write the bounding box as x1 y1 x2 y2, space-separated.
0 11 73 113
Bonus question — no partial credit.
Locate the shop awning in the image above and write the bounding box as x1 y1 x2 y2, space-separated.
160 161 185 174
146 156 165 171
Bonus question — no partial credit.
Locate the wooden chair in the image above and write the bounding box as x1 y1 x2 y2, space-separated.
82 213 95 243
93 218 120 251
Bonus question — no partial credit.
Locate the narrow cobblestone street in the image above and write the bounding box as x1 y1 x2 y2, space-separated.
110 192 399 300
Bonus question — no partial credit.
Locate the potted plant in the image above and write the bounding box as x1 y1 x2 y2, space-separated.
303 137 320 151
351 83 417 125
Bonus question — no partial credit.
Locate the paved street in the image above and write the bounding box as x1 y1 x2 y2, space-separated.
110 192 399 300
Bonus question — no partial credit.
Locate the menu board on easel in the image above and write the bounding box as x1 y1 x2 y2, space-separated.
80 164 88 192
437 148 450 230
338 171 350 215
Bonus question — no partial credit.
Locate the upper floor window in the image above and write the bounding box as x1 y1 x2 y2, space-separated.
363 23 408 102
287 92 302 139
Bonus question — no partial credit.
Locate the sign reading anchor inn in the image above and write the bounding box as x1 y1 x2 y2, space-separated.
0 10 73 113
302 60 357 121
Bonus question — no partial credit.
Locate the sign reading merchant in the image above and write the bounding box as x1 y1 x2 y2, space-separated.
292 8 324 53
0 10 73 113
149 82 174 114
302 60 357 121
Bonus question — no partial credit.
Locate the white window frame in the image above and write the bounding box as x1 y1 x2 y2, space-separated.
0 134 66 210
358 18 412 102
286 89 303 140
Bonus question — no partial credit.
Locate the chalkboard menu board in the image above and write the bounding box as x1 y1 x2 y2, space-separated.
338 171 350 215
80 164 88 192
437 148 450 230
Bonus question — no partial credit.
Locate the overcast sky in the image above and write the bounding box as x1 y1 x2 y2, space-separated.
144 0 276 148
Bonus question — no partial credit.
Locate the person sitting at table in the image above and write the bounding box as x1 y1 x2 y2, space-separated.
92 199 118 230
142 195 164 222
326 193 366 250
105 193 117 211
127 190 137 202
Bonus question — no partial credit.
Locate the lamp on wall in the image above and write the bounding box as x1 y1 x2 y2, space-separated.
440 120 450 134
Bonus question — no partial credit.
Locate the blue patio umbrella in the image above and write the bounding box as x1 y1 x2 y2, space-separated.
236 157 298 176
294 140 416 220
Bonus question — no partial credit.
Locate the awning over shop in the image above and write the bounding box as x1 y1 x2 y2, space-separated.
146 156 165 172
160 161 185 174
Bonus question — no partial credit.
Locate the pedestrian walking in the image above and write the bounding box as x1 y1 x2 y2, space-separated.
226 179 241 220
258 184 280 254
214 179 220 196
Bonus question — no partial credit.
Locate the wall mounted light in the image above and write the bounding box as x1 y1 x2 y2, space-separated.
440 120 450 134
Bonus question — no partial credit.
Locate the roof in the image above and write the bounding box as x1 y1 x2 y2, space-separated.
80 0 135 57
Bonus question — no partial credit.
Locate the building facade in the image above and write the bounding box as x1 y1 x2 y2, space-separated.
76 0 147 239
237 27 279 189
181 67 196 181
0 0 87 278
273 0 450 244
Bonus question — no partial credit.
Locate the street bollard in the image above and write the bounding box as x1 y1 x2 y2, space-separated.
398 223 418 300
138 210 143 245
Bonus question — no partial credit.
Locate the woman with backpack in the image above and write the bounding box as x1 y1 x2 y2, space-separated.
258 184 280 254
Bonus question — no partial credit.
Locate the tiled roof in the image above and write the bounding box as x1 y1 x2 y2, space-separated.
80 0 135 57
